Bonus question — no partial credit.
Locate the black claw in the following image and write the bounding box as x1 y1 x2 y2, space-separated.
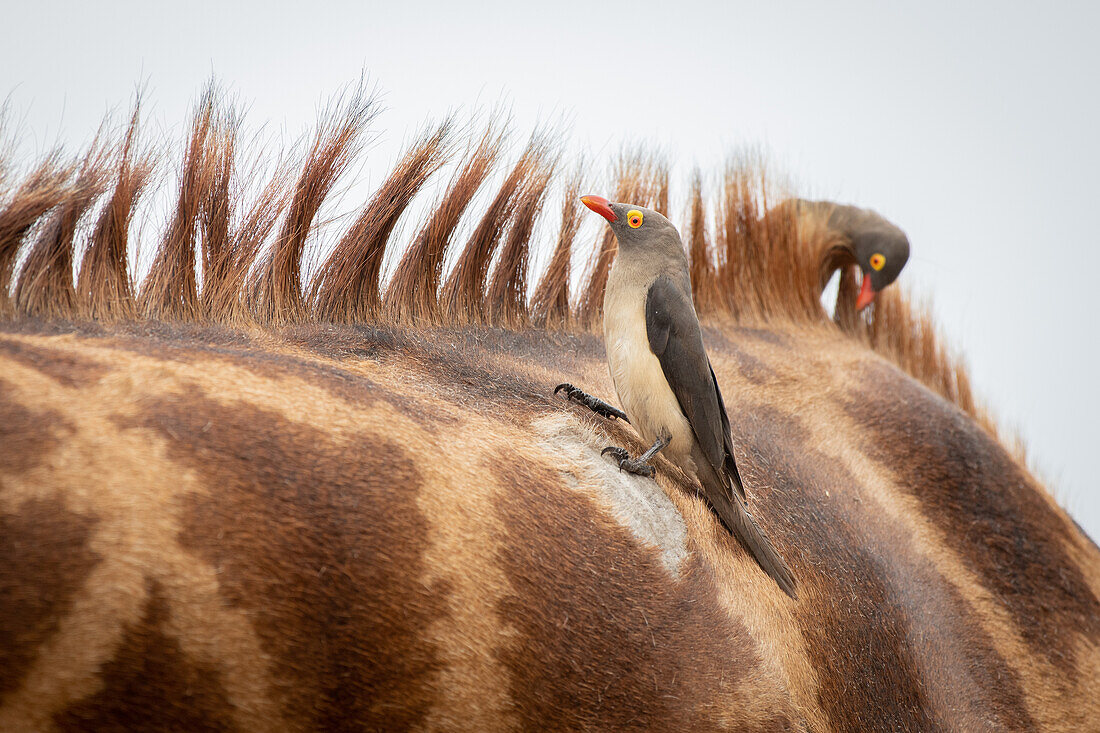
600 446 654 477
554 383 629 422
598 404 629 421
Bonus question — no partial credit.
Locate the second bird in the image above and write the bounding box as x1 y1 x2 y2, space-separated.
576 195 797 598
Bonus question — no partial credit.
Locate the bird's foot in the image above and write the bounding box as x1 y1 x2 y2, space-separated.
554 383 629 422
601 446 655 477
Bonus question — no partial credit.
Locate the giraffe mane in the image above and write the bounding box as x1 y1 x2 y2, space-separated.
0 81 1009 455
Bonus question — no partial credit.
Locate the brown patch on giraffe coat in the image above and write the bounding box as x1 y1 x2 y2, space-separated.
728 404 1036 731
0 380 71 476
702 327 779 385
492 454 798 732
0 497 101 699
121 387 448 731
728 325 793 348
843 361 1100 674
732 408 937 730
0 338 110 388
53 580 236 732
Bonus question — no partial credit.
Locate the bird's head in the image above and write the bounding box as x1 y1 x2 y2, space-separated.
579 195 680 252
839 211 910 310
789 199 912 311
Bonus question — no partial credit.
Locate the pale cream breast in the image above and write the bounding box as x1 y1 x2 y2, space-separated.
603 263 695 465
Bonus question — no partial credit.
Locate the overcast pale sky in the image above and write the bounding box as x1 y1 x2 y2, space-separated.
3 0 1097 539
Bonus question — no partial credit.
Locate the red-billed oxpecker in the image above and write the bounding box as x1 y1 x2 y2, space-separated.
557 195 798 598
807 199 911 310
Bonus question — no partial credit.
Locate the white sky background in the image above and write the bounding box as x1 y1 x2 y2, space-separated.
3 0 1098 539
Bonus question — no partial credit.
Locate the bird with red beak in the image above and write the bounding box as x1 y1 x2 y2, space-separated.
818 201 911 310
777 198 911 309
558 193 798 599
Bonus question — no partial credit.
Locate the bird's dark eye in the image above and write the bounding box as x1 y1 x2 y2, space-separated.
627 210 643 229
870 253 886 271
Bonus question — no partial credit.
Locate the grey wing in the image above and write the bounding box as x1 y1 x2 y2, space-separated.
647 277 795 598
710 366 747 501
645 275 741 495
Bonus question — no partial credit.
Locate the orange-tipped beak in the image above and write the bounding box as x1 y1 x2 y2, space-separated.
580 194 616 222
856 272 876 311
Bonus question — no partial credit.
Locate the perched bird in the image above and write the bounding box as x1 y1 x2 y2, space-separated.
563 194 797 598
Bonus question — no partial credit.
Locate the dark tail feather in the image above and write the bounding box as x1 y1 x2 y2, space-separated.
707 480 798 599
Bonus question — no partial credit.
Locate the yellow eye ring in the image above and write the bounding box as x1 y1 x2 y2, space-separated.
870 253 886 271
627 210 643 229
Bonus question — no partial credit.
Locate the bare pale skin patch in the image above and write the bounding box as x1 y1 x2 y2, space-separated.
533 413 689 577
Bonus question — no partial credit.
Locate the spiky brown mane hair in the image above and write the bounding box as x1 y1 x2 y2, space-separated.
0 83 992 438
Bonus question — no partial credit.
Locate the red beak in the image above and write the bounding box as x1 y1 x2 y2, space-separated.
580 194 616 222
856 272 876 311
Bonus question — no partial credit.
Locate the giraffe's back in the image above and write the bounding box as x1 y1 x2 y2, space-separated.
1 321 1097 732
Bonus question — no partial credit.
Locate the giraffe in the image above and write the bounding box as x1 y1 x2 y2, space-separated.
1 85 1098 732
